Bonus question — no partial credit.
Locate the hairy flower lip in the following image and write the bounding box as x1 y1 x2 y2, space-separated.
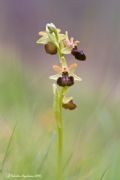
44 42 57 55
57 72 74 87
62 100 77 110
71 47 86 61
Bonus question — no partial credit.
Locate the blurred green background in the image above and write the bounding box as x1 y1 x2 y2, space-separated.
0 0 120 179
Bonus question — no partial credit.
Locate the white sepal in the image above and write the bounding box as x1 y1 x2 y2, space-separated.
63 96 73 104
49 74 60 80
72 73 82 81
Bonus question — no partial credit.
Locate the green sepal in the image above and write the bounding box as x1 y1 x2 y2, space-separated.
63 96 73 104
59 34 67 41
49 74 60 80
36 36 49 44
48 33 59 48
61 47 72 54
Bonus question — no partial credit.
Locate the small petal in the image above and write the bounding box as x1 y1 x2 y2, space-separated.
69 63 77 73
70 37 74 43
74 40 80 46
53 65 62 73
64 31 79 49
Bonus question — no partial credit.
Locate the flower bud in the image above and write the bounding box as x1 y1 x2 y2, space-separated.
44 42 57 55
46 23 56 33
71 47 86 61
62 100 77 110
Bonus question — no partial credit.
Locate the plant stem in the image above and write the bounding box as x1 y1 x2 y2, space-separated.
53 30 68 179
54 87 66 180
58 122 63 179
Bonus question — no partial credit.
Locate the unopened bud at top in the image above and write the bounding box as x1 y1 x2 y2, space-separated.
46 23 57 33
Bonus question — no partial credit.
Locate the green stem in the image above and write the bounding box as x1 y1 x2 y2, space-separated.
54 29 67 66
53 29 68 179
54 87 66 180
58 123 63 179
58 49 67 66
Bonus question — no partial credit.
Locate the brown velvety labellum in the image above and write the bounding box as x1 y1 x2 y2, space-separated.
71 47 86 61
45 42 57 55
57 72 74 87
62 100 77 110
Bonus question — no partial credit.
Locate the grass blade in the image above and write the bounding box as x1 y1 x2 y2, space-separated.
100 167 109 180
0 122 17 173
37 132 56 172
